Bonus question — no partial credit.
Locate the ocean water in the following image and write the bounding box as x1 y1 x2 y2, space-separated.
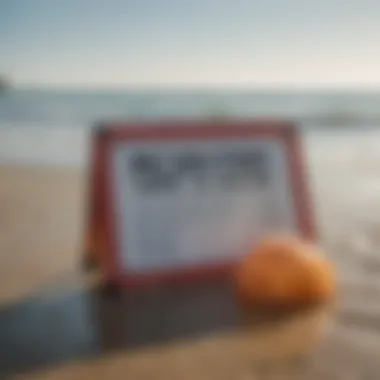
1 89 380 258
1 89 380 167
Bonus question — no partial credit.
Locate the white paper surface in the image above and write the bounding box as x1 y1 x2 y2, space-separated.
112 138 297 273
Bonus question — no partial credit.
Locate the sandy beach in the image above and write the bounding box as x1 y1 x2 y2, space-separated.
3 130 380 378
2 130 380 304
0 165 88 304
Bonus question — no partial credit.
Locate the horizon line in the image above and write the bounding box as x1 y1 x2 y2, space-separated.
7 84 380 93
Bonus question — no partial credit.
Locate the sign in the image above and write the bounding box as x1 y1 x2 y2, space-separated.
84 120 316 290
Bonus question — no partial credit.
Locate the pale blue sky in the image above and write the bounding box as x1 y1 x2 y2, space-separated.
1 0 380 88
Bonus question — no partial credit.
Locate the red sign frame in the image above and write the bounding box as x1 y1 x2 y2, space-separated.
84 119 317 291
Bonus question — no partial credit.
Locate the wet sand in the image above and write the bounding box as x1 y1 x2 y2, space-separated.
10 302 380 379
1 164 380 379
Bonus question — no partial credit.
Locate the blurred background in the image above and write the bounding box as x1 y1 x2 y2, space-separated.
2 0 380 303
2 0 380 377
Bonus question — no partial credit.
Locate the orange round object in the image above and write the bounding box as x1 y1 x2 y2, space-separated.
234 235 336 309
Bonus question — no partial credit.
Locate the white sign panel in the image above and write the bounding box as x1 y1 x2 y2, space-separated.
112 139 297 273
